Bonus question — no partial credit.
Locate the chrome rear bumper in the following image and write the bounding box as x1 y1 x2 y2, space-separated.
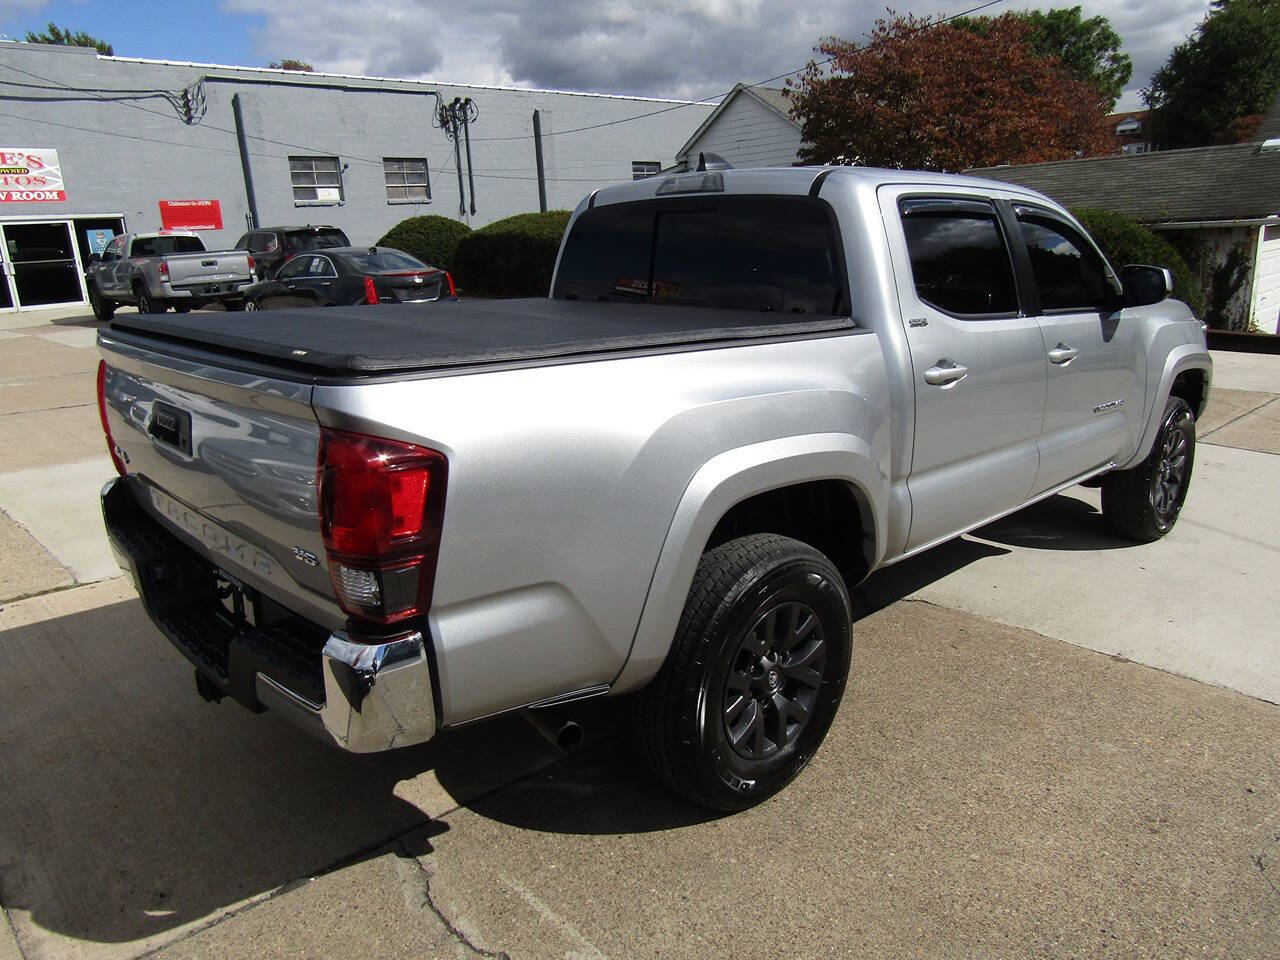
256 631 436 752
101 476 437 752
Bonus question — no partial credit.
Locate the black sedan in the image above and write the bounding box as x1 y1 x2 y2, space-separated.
239 246 455 310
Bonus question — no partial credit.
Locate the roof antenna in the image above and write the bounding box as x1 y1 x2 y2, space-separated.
697 152 733 171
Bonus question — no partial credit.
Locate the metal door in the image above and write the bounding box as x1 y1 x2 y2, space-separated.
1009 204 1146 494
0 239 13 311
880 189 1048 553
0 220 87 308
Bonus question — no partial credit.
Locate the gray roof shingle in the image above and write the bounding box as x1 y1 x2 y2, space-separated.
971 143 1280 223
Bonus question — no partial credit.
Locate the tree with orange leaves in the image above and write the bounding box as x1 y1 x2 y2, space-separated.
786 13 1116 171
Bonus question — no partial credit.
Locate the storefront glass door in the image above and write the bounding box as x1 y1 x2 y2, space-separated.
0 249 13 310
0 221 86 308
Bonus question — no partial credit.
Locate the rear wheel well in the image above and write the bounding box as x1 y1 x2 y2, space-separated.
705 480 872 593
1170 369 1208 420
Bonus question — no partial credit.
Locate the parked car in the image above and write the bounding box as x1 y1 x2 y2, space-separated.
233 225 350 279
239 246 455 310
86 231 256 319
97 166 1210 811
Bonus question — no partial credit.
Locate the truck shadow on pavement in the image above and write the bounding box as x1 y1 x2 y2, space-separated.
0 521 1066 949
0 595 614 949
974 491 1132 552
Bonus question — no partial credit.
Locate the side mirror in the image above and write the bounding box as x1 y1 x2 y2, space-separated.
1121 264 1174 307
88 252 101 265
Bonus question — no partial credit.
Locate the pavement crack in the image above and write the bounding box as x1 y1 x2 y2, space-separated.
0 885 31 960
1201 395 1280 441
1253 836 1280 902
395 838 511 960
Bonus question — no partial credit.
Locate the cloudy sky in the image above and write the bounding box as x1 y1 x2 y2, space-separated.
1 0 1213 110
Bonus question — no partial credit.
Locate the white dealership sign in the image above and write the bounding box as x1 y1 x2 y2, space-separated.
0 149 66 202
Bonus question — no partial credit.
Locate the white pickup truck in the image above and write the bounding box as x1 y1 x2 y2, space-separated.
86 231 256 319
97 166 1210 810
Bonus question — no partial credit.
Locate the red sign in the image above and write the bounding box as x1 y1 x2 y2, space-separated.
158 199 223 231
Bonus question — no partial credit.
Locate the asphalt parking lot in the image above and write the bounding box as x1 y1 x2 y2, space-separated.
1 307 1277 959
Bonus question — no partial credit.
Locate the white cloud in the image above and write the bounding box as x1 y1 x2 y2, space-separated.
220 0 1212 110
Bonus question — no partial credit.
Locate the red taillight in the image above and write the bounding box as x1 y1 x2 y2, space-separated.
364 276 379 304
247 254 256 274
96 360 127 476
158 261 169 280
444 272 457 298
318 429 448 624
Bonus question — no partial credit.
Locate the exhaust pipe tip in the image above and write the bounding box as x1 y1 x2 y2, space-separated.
556 720 584 751
521 707 583 752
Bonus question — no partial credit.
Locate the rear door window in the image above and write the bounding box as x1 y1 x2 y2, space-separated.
276 256 312 280
899 199 1019 318
553 195 848 315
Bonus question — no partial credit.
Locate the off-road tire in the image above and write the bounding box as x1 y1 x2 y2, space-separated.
639 533 852 811
87 283 114 322
133 283 165 314
1101 396 1196 542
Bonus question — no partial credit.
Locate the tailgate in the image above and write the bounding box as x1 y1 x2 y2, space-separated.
164 251 251 288
98 333 342 630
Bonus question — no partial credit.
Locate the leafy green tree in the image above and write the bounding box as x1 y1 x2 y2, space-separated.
24 22 113 55
956 7 1132 110
1145 0 1280 148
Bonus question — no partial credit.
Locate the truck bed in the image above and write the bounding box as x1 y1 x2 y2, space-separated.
108 299 855 376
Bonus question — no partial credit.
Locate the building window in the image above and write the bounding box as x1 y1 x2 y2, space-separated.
384 158 431 203
632 160 661 180
1122 143 1146 155
290 156 343 204
1115 119 1142 135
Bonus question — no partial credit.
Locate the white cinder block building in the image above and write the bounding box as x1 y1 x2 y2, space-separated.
0 41 714 311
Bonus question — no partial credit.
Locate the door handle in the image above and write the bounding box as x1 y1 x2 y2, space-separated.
1048 343 1079 365
924 360 968 386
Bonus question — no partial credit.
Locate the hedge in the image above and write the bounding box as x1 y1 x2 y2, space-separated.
1071 207 1205 316
376 215 472 273
452 210 572 297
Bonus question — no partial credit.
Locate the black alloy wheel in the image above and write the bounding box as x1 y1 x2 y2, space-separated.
134 284 163 314
723 601 826 761
639 533 852 810
1101 395 1196 542
88 284 114 322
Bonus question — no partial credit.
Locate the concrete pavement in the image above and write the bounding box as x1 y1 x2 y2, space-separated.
0 304 1277 958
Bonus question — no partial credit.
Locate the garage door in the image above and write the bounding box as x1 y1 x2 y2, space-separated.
1252 224 1280 334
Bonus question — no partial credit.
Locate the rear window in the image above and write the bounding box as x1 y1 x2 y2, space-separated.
338 250 428 273
132 235 205 256
899 200 1018 317
552 195 848 315
283 229 349 253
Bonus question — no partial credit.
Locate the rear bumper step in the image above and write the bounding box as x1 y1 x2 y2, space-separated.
101 477 437 751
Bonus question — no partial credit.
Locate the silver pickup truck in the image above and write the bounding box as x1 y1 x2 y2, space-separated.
86 231 256 319
97 167 1210 810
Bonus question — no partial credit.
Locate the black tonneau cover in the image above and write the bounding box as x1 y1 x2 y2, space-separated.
109 299 854 375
